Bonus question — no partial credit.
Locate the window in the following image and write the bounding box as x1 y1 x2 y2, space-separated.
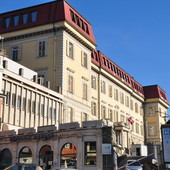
69 42 73 59
41 104 45 117
109 109 113 121
130 99 133 110
84 142 96 165
121 115 125 122
120 92 124 104
125 96 129 107
31 11 37 22
114 89 119 101
101 80 106 93
81 52 88 68
37 69 48 86
135 103 138 113
6 92 11 105
148 107 153 116
22 13 29 24
101 105 106 119
148 125 155 136
67 107 73 122
5 18 10 28
12 47 19 61
108 85 112 97
83 83 88 100
91 102 97 116
136 123 139 134
12 93 16 107
13 16 19 26
38 41 47 57
91 75 96 89
82 112 87 121
114 110 118 122
116 131 121 145
68 75 74 93
17 95 21 108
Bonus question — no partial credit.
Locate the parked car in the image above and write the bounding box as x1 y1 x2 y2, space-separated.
126 160 143 170
3 164 42 170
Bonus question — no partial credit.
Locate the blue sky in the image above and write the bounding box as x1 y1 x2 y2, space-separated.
1 0 170 114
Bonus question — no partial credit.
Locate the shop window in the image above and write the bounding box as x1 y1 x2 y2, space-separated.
61 143 77 169
19 147 32 164
84 142 96 165
39 145 53 170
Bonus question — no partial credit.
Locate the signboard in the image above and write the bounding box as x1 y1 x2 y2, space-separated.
102 143 111 155
162 126 170 163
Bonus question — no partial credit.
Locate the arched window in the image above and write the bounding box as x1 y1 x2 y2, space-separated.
0 148 12 168
19 147 32 164
60 143 77 169
39 145 53 170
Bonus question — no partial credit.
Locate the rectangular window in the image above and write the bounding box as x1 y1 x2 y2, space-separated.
5 18 10 28
125 96 129 107
109 109 113 121
148 107 153 116
81 52 88 68
22 13 28 24
13 15 19 26
101 80 106 93
148 125 155 136
82 112 87 121
135 103 138 113
91 75 96 89
6 92 11 105
31 11 37 22
38 41 46 57
114 89 119 101
12 47 19 61
17 95 21 108
83 83 88 100
41 104 45 117
12 93 16 107
68 107 73 122
120 92 124 104
108 85 112 97
136 123 139 133
68 75 74 93
114 110 118 122
101 105 106 119
69 42 73 59
91 102 97 116
84 142 96 165
130 99 133 110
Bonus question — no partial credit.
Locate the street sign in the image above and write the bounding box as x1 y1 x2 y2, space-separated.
162 125 170 163
102 143 111 155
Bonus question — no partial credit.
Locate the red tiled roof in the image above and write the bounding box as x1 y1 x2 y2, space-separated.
143 85 169 103
0 0 96 45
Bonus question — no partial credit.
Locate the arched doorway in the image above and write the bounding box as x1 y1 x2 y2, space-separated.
39 145 53 170
60 143 77 168
0 148 12 168
19 147 32 164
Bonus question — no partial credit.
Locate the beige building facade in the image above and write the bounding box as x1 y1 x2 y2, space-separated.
0 0 169 159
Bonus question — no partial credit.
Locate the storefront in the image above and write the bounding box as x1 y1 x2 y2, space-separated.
0 121 116 170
